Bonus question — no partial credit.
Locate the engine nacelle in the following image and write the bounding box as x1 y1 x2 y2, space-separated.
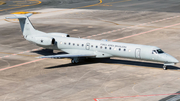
35 37 55 46
26 36 55 46
48 33 70 37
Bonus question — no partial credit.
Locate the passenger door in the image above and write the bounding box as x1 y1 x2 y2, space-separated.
151 50 157 61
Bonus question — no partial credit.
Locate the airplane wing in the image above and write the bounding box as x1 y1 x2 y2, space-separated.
37 54 96 59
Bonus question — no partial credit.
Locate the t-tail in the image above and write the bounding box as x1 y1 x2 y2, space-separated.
6 13 69 47
6 13 39 38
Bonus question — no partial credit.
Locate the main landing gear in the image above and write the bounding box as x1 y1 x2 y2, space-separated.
163 65 167 70
71 57 80 64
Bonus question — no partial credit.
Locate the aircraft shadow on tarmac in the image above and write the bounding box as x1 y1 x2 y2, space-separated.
31 49 66 55
32 49 180 70
159 91 180 101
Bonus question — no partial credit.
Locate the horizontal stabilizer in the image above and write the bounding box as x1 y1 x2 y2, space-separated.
6 13 32 19
37 54 96 59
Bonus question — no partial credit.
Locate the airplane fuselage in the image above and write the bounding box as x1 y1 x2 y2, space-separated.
41 36 178 64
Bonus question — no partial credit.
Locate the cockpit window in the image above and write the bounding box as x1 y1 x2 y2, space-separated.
152 49 164 54
156 49 164 54
152 50 157 54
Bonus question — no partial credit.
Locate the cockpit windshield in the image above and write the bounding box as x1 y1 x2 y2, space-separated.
156 49 164 54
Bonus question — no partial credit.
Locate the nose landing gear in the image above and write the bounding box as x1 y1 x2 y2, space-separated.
163 63 176 70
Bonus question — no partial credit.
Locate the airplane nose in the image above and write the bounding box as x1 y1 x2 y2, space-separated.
164 54 179 63
169 55 179 63
172 57 179 63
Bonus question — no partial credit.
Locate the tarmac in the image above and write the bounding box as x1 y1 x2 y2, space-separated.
1 0 180 101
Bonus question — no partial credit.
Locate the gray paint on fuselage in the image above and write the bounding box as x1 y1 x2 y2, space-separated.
51 37 160 61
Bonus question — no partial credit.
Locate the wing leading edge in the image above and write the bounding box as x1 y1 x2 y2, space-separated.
37 54 96 59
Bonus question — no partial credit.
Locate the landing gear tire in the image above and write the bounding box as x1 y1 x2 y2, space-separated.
71 59 75 64
71 58 80 64
163 66 167 70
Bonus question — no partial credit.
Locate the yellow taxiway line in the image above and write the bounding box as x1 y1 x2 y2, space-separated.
41 0 103 14
0 1 6 5
103 0 131 5
74 0 102 9
0 0 41 12
11 11 41 14
4 0 103 22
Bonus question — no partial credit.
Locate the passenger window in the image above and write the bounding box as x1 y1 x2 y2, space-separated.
82 44 84 47
73 43 75 46
100 46 102 49
69 43 71 45
124 49 126 51
109 47 111 50
64 42 66 45
119 48 121 51
77 44 79 46
105 47 107 49
91 45 93 47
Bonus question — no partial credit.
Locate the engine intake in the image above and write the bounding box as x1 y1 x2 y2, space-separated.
51 38 55 45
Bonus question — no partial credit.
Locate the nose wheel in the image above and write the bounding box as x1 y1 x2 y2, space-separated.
163 65 167 70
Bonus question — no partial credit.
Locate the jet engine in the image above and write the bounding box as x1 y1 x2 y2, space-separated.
35 37 55 46
26 36 55 46
48 33 70 37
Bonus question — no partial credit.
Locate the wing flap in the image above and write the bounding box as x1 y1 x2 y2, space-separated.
37 54 96 59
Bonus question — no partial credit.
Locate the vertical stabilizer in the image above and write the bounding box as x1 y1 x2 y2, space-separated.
6 13 36 37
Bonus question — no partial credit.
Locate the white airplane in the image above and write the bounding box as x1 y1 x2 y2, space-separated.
6 13 179 70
